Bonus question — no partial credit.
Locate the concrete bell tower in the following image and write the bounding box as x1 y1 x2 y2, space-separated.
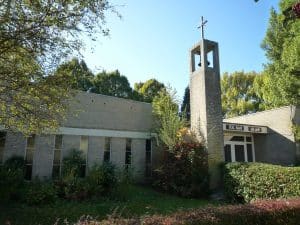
189 18 224 190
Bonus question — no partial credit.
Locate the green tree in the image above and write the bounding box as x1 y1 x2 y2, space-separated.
259 0 300 108
92 70 134 99
134 79 165 103
55 58 94 91
152 87 186 150
221 71 265 118
0 0 116 134
180 86 190 122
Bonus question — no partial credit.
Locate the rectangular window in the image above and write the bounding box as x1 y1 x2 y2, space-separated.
145 139 152 177
247 144 253 162
25 134 35 180
52 135 63 179
235 145 245 162
0 132 6 164
79 136 88 177
125 139 132 167
103 137 111 162
224 144 232 162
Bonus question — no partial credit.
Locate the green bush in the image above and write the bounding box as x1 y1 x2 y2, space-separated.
224 162 300 202
62 149 86 179
25 180 57 205
152 141 209 197
0 156 25 202
86 162 117 197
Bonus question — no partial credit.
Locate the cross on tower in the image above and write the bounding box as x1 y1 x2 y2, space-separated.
198 16 207 39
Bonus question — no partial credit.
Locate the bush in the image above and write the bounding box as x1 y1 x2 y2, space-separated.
152 141 209 197
86 162 117 197
224 162 300 202
71 198 300 225
62 149 86 179
0 156 25 201
25 180 57 205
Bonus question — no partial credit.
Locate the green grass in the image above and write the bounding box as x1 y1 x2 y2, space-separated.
0 185 215 225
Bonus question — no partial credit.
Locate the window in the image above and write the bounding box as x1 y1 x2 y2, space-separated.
0 132 6 164
125 139 132 168
25 134 35 180
224 144 231 162
103 137 111 162
79 136 88 177
145 139 152 177
247 144 253 162
235 145 245 162
52 135 63 179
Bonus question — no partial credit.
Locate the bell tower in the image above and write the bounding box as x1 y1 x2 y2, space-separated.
189 18 224 190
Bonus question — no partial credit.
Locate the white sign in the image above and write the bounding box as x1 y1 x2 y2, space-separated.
223 123 267 134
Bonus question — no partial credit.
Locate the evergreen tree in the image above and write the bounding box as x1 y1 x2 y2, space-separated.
180 86 190 122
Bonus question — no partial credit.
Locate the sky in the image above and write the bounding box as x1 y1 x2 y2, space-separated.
82 0 280 100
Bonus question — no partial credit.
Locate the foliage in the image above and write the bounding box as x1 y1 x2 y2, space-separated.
224 163 300 203
152 88 186 150
0 0 116 134
62 149 86 179
152 141 208 197
72 198 300 225
0 185 211 225
292 124 300 143
0 156 25 201
134 79 166 103
92 70 135 99
55 58 94 91
180 86 191 122
25 180 57 205
221 71 265 118
86 162 117 197
259 0 300 108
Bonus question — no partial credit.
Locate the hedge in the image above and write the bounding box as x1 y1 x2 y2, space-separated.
71 198 300 225
223 162 300 202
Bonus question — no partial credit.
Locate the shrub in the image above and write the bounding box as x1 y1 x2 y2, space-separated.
71 198 300 225
62 149 86 179
224 162 300 202
86 162 117 197
25 180 57 205
0 156 25 201
152 141 209 197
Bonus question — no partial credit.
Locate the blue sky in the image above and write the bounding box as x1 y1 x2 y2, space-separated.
82 0 279 100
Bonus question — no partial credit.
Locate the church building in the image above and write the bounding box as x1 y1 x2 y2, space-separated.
0 34 299 183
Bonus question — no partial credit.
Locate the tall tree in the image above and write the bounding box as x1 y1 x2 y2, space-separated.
259 0 300 108
221 71 265 118
134 79 165 103
0 0 116 134
55 58 94 91
92 70 134 99
180 86 190 122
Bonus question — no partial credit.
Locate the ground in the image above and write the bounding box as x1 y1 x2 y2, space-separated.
0 185 215 225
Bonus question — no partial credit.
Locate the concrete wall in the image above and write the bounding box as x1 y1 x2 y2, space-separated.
64 92 153 132
224 106 297 165
3 132 26 161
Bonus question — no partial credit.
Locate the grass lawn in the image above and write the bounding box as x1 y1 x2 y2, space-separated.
0 185 216 225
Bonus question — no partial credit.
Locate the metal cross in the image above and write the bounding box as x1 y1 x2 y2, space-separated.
197 16 207 39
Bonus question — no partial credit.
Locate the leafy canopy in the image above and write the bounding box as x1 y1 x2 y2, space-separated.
0 0 116 134
134 79 165 103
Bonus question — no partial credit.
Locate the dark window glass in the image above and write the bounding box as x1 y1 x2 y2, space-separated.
247 144 253 162
24 165 32 180
53 150 61 164
79 164 86 178
235 145 245 162
230 136 244 142
145 139 152 177
27 135 35 148
55 135 63 149
246 136 252 142
224 144 232 162
125 139 132 165
104 137 111 162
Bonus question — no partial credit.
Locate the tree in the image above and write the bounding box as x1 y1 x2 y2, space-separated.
221 71 265 118
152 87 186 150
55 58 94 91
0 1 115 134
259 0 300 108
92 70 134 99
180 86 191 122
134 79 165 103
